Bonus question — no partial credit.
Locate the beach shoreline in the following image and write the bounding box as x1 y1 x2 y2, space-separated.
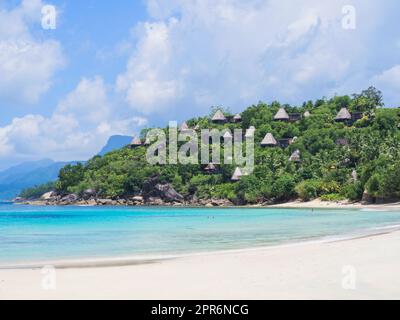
1 228 400 300
15 198 400 210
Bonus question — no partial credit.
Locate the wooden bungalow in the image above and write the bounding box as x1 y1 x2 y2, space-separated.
130 137 143 148
289 150 301 163
336 138 349 146
223 131 233 140
179 121 190 132
261 133 278 147
245 126 256 138
278 138 293 148
231 167 243 181
274 108 290 121
204 163 218 174
211 110 228 124
352 112 363 121
233 114 242 123
289 113 302 122
335 108 352 122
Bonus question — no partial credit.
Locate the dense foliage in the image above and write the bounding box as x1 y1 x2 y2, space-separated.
21 87 400 204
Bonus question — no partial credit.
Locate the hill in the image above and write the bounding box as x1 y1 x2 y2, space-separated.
20 87 400 205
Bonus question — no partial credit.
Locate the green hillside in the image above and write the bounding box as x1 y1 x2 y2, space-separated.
21 87 400 204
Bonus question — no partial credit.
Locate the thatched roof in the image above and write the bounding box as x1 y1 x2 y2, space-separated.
261 133 277 146
130 137 142 147
204 163 217 172
231 167 243 181
304 111 311 118
233 114 242 121
289 149 301 162
179 121 190 131
335 108 352 121
212 110 227 122
274 108 290 121
223 131 233 139
144 137 151 146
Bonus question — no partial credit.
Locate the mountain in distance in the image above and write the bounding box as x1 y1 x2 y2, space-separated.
0 135 133 200
98 135 133 156
0 159 75 200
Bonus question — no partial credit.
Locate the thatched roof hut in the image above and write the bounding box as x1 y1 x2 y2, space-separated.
211 110 227 123
274 108 290 121
289 149 301 163
144 137 151 146
179 121 190 131
233 114 242 122
335 108 352 122
231 167 243 181
204 163 217 173
223 131 233 139
261 133 277 147
130 137 143 148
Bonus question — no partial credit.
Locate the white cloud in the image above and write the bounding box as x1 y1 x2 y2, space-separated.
117 0 391 116
372 65 400 107
0 77 148 162
0 0 64 104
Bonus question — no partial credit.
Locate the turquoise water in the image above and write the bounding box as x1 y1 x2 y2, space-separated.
1 204 400 265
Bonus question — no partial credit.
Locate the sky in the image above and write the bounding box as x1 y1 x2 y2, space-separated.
0 0 399 170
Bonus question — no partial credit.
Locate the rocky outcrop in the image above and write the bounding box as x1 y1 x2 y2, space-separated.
142 175 184 203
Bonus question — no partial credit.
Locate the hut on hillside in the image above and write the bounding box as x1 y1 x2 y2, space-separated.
231 167 243 181
261 133 277 147
335 108 352 122
278 138 293 148
336 138 349 146
211 110 228 124
223 131 233 140
352 112 363 121
289 113 302 122
179 121 190 132
274 108 290 121
233 114 242 123
130 137 143 148
204 163 218 174
289 150 301 163
144 137 151 146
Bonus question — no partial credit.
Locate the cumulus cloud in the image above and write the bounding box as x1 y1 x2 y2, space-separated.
117 0 398 117
0 0 64 104
0 77 148 162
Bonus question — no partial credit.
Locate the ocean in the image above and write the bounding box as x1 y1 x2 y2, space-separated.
1 204 400 265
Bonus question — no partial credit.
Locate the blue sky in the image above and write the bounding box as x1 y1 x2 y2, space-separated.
0 0 399 169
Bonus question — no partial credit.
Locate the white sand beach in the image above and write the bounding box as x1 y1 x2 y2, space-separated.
1 230 400 300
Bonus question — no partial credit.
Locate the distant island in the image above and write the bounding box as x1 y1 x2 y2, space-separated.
15 87 400 207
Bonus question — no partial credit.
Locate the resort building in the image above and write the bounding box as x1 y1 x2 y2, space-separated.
130 137 143 148
261 133 278 147
204 163 218 174
233 114 242 123
289 150 301 163
335 108 352 122
274 108 290 121
278 138 293 148
231 167 244 181
179 122 190 132
211 110 228 124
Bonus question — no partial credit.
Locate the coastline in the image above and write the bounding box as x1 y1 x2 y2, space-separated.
15 198 400 210
1 228 400 299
